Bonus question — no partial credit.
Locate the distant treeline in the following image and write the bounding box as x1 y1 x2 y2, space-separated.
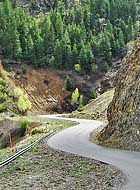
0 0 139 71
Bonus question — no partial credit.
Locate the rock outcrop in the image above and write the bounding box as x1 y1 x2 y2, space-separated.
14 0 53 12
98 40 140 151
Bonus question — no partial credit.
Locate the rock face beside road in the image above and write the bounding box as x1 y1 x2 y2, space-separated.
98 40 140 151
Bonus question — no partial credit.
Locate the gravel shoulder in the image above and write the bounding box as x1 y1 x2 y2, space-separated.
0 141 125 190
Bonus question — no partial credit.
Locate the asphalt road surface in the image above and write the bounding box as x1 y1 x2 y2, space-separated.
39 115 140 190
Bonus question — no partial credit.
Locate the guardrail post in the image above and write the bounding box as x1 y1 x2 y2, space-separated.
9 133 14 153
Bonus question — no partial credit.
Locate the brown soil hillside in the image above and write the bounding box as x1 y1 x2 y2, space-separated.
4 61 120 115
6 65 68 115
2 54 121 116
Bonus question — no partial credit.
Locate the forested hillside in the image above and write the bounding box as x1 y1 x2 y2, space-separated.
0 0 139 72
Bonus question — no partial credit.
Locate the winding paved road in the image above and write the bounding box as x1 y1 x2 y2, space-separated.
40 115 140 190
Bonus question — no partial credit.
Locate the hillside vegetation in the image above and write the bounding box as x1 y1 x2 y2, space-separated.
0 65 31 114
0 0 139 72
69 88 115 120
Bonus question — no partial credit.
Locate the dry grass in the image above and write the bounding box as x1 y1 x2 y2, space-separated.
68 89 115 121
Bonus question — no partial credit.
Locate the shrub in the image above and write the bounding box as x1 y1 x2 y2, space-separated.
71 88 80 104
20 118 29 133
79 94 83 106
31 126 48 135
21 66 27 75
17 94 32 113
0 103 7 112
90 87 96 99
78 94 84 111
74 64 81 72
13 87 24 98
0 69 31 114
0 78 6 86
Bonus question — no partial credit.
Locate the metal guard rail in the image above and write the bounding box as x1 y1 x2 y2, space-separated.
0 131 55 168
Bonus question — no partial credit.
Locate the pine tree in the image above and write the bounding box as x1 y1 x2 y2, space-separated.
0 0 138 70
99 33 112 62
66 76 72 91
55 12 64 39
72 44 78 66
127 16 133 41
54 40 63 66
118 30 125 48
79 43 87 71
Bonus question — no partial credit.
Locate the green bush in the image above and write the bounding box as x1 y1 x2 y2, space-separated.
13 87 24 98
0 78 6 86
90 87 96 99
0 103 7 112
20 118 29 132
78 94 84 111
17 94 32 113
0 69 32 114
31 126 48 135
71 88 80 105
74 64 81 72
79 94 83 106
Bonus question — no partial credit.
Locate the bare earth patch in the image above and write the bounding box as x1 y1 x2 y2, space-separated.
0 141 125 190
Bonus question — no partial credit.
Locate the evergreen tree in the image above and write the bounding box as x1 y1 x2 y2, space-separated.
118 30 125 48
127 16 133 41
54 40 63 66
66 76 72 91
0 0 138 71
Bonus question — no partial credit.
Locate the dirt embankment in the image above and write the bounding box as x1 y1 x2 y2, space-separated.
6 64 69 115
0 118 41 148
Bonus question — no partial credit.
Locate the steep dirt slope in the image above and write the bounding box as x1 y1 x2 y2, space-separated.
7 65 68 115
97 40 140 151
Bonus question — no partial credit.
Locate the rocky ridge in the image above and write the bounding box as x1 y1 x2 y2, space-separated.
98 40 140 151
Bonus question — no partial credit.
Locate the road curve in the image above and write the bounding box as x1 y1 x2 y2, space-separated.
39 115 140 190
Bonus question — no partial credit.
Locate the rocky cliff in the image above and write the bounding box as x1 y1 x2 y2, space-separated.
98 40 140 151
